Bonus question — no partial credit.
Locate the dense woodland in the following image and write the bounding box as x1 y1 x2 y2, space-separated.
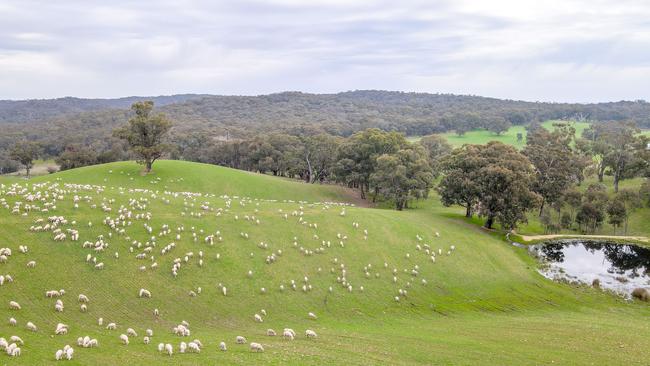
2 93 650 233
1 91 650 164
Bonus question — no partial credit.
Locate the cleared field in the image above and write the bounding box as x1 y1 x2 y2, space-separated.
0 160 647 365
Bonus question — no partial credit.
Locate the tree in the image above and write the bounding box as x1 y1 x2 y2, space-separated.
113 101 172 173
438 142 540 228
333 129 407 199
437 145 484 217
474 142 541 229
562 188 582 222
601 123 643 192
640 181 650 207
575 202 605 234
370 146 433 210
486 117 511 135
9 141 41 177
523 124 583 215
418 134 452 178
301 134 342 183
56 144 98 171
607 197 628 235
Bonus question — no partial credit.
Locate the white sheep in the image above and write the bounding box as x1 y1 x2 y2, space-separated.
254 313 263 323
26 321 37 332
250 342 264 352
305 329 318 338
157 343 164 352
119 334 129 345
55 349 64 360
235 336 247 344
9 301 21 310
78 294 89 303
308 312 317 320
127 328 137 337
65 347 74 360
165 343 173 356
26 261 36 268
80 304 87 312
106 322 117 330
139 288 151 298
283 329 295 340
143 336 150 344
266 329 276 336
10 336 23 345
187 341 201 353
9 317 16 326
179 341 187 353
219 341 227 351
146 328 153 337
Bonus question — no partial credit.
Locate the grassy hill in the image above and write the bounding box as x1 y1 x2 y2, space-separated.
0 160 648 365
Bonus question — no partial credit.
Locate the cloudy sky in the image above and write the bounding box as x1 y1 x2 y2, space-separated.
1 0 649 102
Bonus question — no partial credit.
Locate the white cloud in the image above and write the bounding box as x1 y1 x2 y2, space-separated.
0 0 648 101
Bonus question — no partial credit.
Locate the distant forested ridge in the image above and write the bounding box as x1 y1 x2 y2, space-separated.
1 90 649 159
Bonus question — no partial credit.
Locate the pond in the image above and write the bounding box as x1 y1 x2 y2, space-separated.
529 240 650 298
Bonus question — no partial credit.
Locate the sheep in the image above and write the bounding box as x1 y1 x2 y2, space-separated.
26 260 36 268
179 341 187 353
106 322 117 330
235 336 247 344
80 304 87 312
187 341 201 353
139 288 152 298
219 341 227 351
119 334 129 345
305 329 318 338
55 349 64 360
308 312 317 320
631 288 650 301
157 343 164 352
143 336 150 345
55 323 68 335
146 328 153 337
65 347 74 360
0 338 7 349
9 301 21 310
266 329 276 336
127 328 138 337
254 313 263 323
98 317 103 326
9 346 21 357
78 294 89 303
10 336 23 345
165 343 173 356
250 342 264 352
9 317 16 326
26 321 37 332
283 329 295 340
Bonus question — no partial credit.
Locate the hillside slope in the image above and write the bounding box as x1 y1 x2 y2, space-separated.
0 161 648 365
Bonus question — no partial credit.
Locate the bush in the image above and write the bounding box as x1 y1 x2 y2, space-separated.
47 166 58 174
560 212 573 229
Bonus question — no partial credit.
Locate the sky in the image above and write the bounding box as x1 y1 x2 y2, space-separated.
1 0 649 102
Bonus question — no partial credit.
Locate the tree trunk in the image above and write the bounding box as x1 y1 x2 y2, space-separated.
613 172 620 193
145 160 152 173
597 165 605 182
372 187 379 203
484 215 495 229
25 167 31 178
538 198 545 217
359 184 366 199
465 205 472 218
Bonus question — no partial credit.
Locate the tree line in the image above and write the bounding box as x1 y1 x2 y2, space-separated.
5 101 650 234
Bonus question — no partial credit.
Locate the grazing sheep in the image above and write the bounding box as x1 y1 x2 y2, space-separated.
165 343 173 356
146 329 153 337
179 341 187 353
9 301 21 310
250 342 264 352
9 317 16 326
65 347 73 360
98 317 103 326
106 322 117 330
283 329 295 340
139 288 151 298
26 321 37 332
153 308 160 316
266 329 276 336
119 334 129 345
235 336 247 344
26 261 36 268
219 341 227 351
254 313 263 323
308 312 317 320
157 343 164 352
80 304 87 312
9 346 21 357
55 349 64 360
305 329 317 338
10 336 23 345
631 288 650 301
78 294 89 303
127 328 137 337
143 336 150 344
188 341 201 353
